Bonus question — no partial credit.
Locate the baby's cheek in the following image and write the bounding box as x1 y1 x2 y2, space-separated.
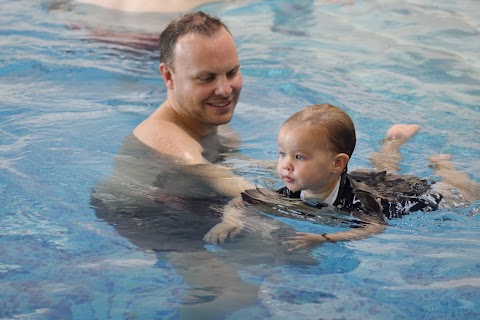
276 163 282 176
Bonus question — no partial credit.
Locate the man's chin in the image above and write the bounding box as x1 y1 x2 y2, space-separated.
211 113 234 126
214 120 232 127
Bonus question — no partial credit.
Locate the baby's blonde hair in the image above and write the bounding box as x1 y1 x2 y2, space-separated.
283 104 356 158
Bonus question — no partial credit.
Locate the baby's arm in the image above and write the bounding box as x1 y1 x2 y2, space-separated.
283 221 385 251
203 197 246 244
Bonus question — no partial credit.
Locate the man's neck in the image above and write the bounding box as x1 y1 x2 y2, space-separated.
160 101 217 141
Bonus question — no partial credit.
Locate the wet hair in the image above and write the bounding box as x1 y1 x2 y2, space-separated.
283 104 356 158
159 11 231 70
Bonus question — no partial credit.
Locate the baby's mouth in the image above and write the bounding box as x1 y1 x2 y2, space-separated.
284 176 294 183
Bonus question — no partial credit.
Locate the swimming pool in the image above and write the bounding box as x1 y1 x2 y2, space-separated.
1 0 479 319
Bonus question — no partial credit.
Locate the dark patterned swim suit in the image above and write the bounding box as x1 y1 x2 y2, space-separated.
277 171 443 220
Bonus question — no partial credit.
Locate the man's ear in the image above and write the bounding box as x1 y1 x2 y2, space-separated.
160 63 174 89
333 153 350 174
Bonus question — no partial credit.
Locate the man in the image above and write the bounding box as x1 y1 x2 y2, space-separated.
91 12 261 319
133 10 255 198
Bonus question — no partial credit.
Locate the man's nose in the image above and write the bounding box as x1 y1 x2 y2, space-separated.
214 75 233 96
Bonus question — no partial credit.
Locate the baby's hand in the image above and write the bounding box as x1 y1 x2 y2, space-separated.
203 222 242 244
283 232 329 251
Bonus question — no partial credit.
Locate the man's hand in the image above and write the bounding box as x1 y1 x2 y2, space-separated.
203 221 242 244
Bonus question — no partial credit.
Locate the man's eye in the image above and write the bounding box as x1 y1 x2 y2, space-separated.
199 75 214 82
227 69 238 78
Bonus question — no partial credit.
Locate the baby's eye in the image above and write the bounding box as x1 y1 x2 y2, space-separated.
295 155 306 160
279 151 286 157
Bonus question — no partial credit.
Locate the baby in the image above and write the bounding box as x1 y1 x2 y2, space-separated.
204 104 479 249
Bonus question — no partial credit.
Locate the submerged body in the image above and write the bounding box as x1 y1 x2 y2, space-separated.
75 0 230 13
91 133 319 318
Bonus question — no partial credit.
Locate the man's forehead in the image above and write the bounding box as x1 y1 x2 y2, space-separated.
175 28 225 47
173 29 239 71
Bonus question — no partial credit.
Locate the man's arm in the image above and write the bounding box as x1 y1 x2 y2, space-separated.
134 120 256 199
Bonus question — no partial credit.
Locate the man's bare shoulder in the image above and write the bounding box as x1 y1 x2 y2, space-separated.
133 118 204 164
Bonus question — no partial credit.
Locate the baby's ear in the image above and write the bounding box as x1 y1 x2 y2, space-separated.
333 153 349 173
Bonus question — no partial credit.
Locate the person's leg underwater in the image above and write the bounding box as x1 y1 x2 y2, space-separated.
370 124 420 173
429 154 480 209
167 251 259 320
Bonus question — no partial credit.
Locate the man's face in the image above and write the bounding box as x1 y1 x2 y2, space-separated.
166 28 243 128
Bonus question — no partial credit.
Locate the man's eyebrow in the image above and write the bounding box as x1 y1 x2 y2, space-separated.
195 66 239 77
194 71 215 77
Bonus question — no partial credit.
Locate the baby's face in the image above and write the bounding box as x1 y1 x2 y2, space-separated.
276 125 339 195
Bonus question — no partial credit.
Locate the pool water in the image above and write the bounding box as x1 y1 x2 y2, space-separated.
1 0 479 319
